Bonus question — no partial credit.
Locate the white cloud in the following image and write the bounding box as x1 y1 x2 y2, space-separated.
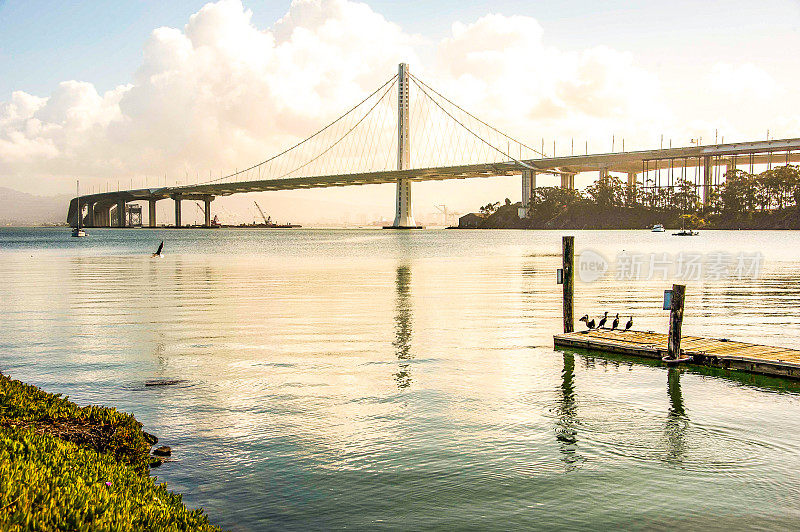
708 62 778 100
0 0 793 217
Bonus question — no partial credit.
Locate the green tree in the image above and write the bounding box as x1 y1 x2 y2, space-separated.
720 169 757 216
672 179 700 213
585 175 626 209
479 201 500 217
529 186 585 221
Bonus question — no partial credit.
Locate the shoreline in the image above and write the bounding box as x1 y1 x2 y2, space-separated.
0 372 219 530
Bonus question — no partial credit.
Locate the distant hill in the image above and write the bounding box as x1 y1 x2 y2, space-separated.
0 187 70 226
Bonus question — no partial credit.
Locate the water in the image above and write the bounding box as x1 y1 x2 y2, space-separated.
3 227 800 530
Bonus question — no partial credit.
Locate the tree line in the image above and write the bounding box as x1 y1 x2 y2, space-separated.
524 164 800 227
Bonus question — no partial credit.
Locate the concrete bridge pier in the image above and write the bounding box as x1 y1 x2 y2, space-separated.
85 202 94 228
627 172 637 203
703 156 713 207
392 179 418 227
149 199 157 228
560 172 575 189
173 196 182 228
203 196 214 227
116 199 126 228
520 169 536 218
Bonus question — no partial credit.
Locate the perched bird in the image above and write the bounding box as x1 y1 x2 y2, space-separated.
624 316 633 331
152 241 164 258
597 311 609 329
611 313 620 330
579 314 596 330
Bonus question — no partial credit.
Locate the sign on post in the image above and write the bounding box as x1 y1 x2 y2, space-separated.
663 290 673 310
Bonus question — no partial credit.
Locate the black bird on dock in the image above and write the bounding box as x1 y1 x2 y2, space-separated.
624 316 633 331
597 311 608 329
611 313 619 330
579 314 596 330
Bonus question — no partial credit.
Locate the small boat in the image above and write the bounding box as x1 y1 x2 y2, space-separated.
651 224 665 232
672 214 698 236
71 180 88 238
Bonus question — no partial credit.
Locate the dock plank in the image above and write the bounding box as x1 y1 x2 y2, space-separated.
554 329 800 379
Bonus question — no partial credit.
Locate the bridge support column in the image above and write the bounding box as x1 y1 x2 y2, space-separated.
627 172 637 204
387 63 421 229
392 179 418 227
703 156 713 207
560 173 574 189
149 199 157 228
174 196 182 228
203 196 214 227
520 169 536 218
116 199 126 228
85 203 94 228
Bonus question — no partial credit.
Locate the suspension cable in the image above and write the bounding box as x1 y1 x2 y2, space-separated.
408 75 541 172
408 72 544 157
272 76 398 180
191 73 399 186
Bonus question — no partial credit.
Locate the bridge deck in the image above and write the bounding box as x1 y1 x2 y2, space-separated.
554 329 800 379
67 136 800 223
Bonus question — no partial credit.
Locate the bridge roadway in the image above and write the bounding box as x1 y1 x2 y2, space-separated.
68 137 800 227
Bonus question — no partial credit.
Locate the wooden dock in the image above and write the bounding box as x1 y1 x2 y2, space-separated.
554 329 800 379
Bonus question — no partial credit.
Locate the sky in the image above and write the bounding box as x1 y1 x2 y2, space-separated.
2 0 800 224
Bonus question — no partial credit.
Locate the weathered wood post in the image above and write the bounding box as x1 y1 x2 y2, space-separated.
667 284 686 360
562 236 574 333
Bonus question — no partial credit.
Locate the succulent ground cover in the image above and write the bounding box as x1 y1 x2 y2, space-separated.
0 373 219 530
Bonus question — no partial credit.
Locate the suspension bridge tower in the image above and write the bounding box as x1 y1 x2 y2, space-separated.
387 63 422 229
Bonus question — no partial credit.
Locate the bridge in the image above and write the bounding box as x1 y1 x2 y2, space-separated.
68 64 800 228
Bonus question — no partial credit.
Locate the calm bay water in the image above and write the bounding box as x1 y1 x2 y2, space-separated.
3 227 800 530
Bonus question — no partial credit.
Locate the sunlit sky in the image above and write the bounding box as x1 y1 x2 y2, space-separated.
2 0 799 224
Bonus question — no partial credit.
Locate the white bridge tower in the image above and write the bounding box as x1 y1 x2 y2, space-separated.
388 63 421 228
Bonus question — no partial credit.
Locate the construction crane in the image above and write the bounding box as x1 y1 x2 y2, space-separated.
253 201 270 225
193 201 220 226
434 204 461 226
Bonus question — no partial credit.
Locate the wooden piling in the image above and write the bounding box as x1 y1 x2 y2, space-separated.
562 236 574 333
667 284 685 360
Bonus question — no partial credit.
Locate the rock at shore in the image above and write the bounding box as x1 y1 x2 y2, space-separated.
153 445 172 456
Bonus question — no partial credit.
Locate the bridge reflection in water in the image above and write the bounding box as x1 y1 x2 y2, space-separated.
393 263 414 389
556 353 583 469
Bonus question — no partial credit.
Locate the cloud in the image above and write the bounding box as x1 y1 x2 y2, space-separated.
0 0 420 190
0 0 788 204
432 14 668 150
708 62 778 100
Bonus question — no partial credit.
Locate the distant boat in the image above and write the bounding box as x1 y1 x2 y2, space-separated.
651 224 665 232
672 213 698 236
72 180 87 238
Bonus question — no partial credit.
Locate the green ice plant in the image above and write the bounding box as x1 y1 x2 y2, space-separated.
0 373 220 531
